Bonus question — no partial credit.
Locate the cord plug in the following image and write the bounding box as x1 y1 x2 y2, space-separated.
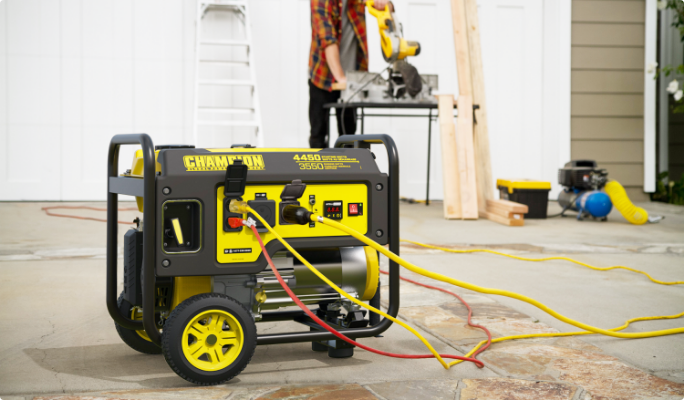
227 217 244 229
282 205 313 225
229 199 249 213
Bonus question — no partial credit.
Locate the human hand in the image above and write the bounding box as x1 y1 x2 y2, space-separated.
373 0 390 11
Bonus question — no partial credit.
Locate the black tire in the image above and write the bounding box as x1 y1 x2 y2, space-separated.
115 292 162 355
161 293 257 385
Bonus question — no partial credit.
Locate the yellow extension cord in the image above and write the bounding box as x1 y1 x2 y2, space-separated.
238 202 684 369
243 205 455 369
400 239 684 286
448 311 684 367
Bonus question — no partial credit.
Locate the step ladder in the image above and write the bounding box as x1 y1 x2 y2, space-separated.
193 0 264 147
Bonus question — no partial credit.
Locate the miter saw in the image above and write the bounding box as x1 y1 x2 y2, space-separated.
341 0 438 104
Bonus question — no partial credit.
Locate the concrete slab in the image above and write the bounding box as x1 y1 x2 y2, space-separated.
1 200 683 400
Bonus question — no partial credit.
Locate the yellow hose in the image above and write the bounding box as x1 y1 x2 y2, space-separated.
400 239 684 286
449 311 684 367
605 180 649 225
242 205 454 369
316 216 684 339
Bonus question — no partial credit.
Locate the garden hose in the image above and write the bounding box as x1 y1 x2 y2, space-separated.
400 239 684 286
605 180 649 225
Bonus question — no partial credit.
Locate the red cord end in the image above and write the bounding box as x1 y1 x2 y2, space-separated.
227 217 244 229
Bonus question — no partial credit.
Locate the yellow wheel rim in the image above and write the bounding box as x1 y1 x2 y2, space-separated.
131 308 152 342
181 309 244 372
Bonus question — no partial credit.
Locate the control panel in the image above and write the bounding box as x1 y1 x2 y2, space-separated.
216 183 368 264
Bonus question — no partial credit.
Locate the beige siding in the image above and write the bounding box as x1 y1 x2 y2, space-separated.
571 0 645 194
572 1 645 23
597 163 644 186
572 94 643 117
572 23 645 47
572 141 644 163
572 71 644 93
572 47 643 70
571 117 643 140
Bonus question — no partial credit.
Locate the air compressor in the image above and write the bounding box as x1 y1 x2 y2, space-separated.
557 160 651 224
106 134 401 385
557 160 612 220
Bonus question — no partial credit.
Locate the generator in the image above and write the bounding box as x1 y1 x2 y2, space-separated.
106 134 401 385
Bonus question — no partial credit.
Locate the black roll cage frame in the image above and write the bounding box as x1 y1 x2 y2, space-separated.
106 133 400 348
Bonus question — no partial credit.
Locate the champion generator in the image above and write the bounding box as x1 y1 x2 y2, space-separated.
106 133 401 385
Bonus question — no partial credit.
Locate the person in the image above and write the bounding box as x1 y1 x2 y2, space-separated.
308 0 389 148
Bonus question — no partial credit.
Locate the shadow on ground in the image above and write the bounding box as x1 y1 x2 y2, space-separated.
23 342 370 388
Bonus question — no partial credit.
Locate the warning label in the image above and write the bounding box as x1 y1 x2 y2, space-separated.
224 248 253 254
184 155 265 171
293 154 359 170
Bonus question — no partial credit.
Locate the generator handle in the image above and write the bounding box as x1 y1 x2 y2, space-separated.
107 133 161 347
333 134 400 333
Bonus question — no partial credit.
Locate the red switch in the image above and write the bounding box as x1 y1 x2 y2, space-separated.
348 203 362 216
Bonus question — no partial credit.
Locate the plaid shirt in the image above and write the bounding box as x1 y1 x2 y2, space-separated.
309 0 369 91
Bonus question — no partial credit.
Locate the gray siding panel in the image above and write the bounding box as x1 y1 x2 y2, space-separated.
572 70 644 93
572 0 646 192
572 140 644 163
598 163 644 186
572 47 644 70
572 23 645 47
572 1 645 23
572 94 644 117
572 117 643 139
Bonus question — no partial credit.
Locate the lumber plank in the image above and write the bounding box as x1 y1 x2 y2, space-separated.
486 205 525 220
464 0 494 212
456 95 478 219
487 199 529 214
332 82 346 91
450 0 472 96
479 210 524 227
437 94 462 219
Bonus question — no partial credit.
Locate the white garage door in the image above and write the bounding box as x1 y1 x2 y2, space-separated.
0 0 568 201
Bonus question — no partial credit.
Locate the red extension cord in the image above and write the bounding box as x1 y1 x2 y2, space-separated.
41 205 137 225
41 204 492 366
247 222 487 368
380 270 493 359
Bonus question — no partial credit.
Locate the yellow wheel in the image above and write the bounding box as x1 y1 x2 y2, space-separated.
115 292 162 354
181 309 244 371
162 293 256 385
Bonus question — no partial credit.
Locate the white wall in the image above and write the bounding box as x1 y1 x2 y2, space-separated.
0 0 197 200
0 0 570 201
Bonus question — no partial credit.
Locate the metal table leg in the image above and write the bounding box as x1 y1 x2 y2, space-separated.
360 107 365 134
426 109 432 206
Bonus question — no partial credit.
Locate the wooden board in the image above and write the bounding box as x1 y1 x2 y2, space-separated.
464 0 494 212
479 210 524 227
486 199 529 214
437 94 462 219
487 206 525 220
332 82 346 91
450 0 472 96
456 95 478 219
